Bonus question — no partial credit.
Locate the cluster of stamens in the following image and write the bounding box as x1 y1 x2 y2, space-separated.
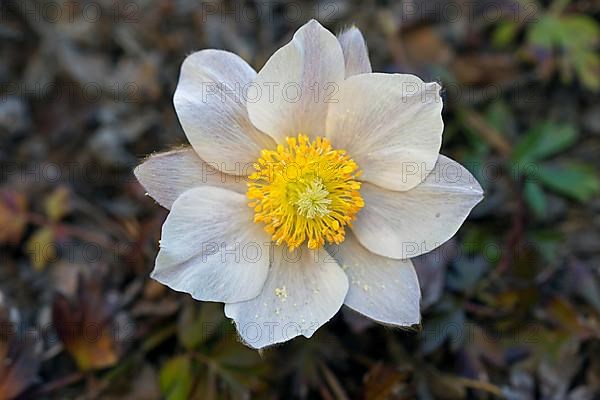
247 134 364 250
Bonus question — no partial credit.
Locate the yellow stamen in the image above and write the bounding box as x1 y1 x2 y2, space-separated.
247 134 364 250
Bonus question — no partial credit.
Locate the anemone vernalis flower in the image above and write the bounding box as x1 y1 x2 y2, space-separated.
134 20 483 349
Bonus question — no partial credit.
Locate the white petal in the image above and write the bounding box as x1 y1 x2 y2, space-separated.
327 231 420 326
134 148 247 209
174 50 275 175
326 73 443 191
247 20 345 142
337 27 372 77
225 246 348 349
352 155 483 259
152 186 271 303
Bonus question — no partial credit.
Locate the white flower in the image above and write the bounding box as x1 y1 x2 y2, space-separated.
134 20 483 349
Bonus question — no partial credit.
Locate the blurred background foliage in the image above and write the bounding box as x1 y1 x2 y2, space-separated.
1 0 600 399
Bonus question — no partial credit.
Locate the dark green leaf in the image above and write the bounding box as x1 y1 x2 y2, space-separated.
524 180 547 218
533 163 600 202
493 21 520 47
159 355 192 400
530 230 562 264
512 122 577 168
559 15 600 50
527 15 561 50
485 100 515 136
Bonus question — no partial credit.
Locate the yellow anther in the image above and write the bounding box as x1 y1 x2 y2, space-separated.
247 134 363 250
